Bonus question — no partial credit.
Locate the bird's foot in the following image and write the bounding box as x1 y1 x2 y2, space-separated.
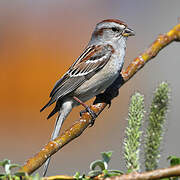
73 96 97 127
86 106 97 127
80 107 97 127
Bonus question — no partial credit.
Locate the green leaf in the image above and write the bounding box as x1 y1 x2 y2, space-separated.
101 151 113 164
32 173 40 180
82 177 90 180
108 170 123 175
90 160 107 171
0 159 10 167
9 164 21 170
13 175 21 180
0 175 6 179
14 172 26 177
102 169 123 178
103 169 108 174
102 169 109 178
74 172 81 179
168 156 180 166
88 170 102 177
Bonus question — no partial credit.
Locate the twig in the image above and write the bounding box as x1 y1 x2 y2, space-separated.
41 165 180 180
105 165 180 180
20 23 180 175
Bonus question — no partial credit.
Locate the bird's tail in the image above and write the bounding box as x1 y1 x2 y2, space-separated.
43 101 73 176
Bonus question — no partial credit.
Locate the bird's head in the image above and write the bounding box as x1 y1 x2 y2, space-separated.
91 19 135 43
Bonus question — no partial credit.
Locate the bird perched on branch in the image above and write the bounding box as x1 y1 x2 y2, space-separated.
40 19 135 176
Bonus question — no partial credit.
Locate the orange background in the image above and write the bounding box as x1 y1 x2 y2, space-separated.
0 0 180 176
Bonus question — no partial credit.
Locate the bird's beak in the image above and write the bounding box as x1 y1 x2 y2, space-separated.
122 27 135 37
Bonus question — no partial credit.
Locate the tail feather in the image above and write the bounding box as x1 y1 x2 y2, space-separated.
43 101 73 176
47 100 63 119
40 99 55 112
43 113 61 177
47 108 57 119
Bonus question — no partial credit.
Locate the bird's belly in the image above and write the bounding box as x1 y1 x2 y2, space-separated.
74 56 123 102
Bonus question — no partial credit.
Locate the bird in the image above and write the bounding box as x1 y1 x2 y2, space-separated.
40 19 135 176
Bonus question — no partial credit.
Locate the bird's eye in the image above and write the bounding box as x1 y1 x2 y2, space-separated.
112 27 119 32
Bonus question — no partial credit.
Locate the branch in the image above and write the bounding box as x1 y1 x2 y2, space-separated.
105 165 180 180
41 165 180 180
20 23 180 175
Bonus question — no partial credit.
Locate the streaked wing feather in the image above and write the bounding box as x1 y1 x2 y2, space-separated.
49 45 100 98
46 44 113 108
50 74 68 97
50 76 86 102
68 45 113 77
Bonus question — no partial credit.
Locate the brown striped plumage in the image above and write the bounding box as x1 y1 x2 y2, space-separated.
41 19 134 176
40 44 114 114
99 19 127 26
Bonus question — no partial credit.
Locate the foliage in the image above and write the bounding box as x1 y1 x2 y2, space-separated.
123 93 145 172
74 151 123 179
122 82 170 172
74 81 171 178
0 159 40 180
168 156 180 167
0 82 177 179
0 159 23 180
144 82 170 171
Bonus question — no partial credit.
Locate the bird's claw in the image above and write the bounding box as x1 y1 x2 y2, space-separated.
80 107 97 127
80 109 86 117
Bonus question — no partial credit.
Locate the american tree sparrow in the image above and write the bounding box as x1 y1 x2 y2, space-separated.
41 19 135 175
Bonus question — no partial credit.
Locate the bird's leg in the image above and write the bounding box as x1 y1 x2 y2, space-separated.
73 96 97 126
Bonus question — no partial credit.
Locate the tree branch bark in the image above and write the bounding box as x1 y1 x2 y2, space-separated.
105 165 180 180
41 165 180 180
20 23 180 176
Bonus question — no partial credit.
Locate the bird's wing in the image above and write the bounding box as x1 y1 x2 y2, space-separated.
40 44 114 112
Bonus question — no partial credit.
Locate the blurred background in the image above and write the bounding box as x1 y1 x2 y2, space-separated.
0 0 180 176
